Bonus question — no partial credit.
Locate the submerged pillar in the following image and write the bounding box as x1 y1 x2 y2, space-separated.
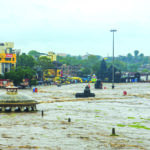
24 107 29 112
33 105 37 111
2 107 5 112
31 105 36 111
11 107 16 112
20 107 24 112
28 106 32 111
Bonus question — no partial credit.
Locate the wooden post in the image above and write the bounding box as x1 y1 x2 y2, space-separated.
68 118 71 122
112 128 116 135
42 110 44 117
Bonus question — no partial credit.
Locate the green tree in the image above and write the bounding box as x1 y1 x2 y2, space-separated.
139 53 144 61
28 50 41 58
80 67 91 76
134 50 139 57
92 61 101 76
128 64 138 72
114 60 127 71
107 65 120 82
38 56 54 71
98 59 107 80
139 53 144 57
5 70 22 85
5 67 36 85
127 53 133 63
17 53 36 69
141 69 149 73
85 55 101 74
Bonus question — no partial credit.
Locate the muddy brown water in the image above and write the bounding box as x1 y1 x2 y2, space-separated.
0 83 150 150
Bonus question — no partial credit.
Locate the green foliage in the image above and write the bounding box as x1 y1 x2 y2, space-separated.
5 71 21 85
0 74 4 79
127 53 133 58
17 53 36 69
95 115 101 117
141 69 149 73
94 109 101 112
4 49 150 83
114 60 127 71
92 61 101 75
4 67 36 86
30 79 37 86
117 124 126 127
28 50 41 58
80 67 91 76
117 121 150 130
37 56 54 70
58 55 102 76
105 65 120 82
134 50 139 57
57 55 82 65
128 117 135 119
128 64 139 72
98 59 107 80
105 50 150 72
128 124 150 130
57 106 63 108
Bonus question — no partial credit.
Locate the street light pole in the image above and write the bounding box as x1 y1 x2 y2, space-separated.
110 29 117 89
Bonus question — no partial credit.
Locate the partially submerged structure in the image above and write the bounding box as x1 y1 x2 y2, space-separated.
75 85 95 98
0 86 38 112
95 79 103 89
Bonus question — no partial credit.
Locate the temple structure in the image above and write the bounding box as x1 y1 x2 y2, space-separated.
0 86 38 112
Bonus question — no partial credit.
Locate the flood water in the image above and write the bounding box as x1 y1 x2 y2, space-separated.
0 83 150 150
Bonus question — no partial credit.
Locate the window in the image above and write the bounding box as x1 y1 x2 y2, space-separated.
5 68 8 72
5 58 11 61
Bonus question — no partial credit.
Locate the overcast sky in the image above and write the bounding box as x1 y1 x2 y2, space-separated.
0 0 150 56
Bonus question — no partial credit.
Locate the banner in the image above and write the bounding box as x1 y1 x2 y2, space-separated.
6 54 13 58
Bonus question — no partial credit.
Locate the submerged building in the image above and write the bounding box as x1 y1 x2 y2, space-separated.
0 42 16 75
0 86 38 112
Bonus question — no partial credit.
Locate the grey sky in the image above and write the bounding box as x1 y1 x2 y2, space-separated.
0 0 150 56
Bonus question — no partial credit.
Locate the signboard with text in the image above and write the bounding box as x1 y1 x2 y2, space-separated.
6 54 13 58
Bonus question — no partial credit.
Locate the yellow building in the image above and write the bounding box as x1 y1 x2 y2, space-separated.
0 42 16 74
43 68 62 81
39 51 57 62
47 52 57 62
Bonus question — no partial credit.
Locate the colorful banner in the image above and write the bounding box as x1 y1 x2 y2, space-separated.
6 54 13 58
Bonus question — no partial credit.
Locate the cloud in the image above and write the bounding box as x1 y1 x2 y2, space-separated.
0 0 150 56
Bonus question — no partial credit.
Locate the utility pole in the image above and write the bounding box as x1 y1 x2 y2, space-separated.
110 29 117 89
